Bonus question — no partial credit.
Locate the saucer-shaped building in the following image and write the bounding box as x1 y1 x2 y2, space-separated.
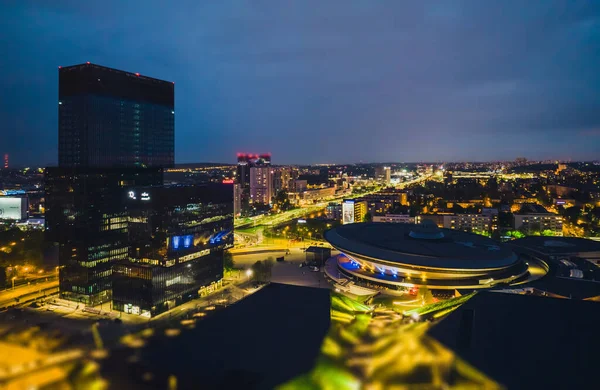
324 221 530 290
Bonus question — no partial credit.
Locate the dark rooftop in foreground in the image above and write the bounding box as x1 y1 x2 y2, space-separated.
101 283 330 389
325 222 517 269
428 291 600 390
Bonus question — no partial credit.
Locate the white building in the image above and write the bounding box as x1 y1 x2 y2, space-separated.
443 214 491 234
250 167 273 205
0 196 28 221
513 214 563 236
372 214 415 224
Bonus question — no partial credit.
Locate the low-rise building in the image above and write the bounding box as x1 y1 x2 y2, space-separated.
372 214 415 224
443 214 491 235
513 204 563 236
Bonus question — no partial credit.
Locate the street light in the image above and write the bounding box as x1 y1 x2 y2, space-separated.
246 269 253 283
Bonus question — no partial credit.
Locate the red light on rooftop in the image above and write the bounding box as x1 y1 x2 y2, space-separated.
135 73 140 77
222 179 234 184
86 61 90 64
58 66 62 69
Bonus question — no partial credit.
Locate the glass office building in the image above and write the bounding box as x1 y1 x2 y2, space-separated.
47 63 175 305
112 183 233 317
58 63 174 168
45 167 163 305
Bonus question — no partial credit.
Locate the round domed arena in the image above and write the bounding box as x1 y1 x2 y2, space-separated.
324 221 532 290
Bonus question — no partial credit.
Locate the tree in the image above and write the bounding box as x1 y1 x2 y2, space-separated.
223 251 235 270
506 230 525 239
251 259 274 283
363 212 372 222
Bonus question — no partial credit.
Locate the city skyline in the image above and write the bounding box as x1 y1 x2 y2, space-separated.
2 1 600 166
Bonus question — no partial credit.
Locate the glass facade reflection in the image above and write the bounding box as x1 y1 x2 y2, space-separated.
59 63 174 168
112 184 233 317
45 167 163 305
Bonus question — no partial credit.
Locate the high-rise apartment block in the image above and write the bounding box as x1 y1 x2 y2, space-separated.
250 166 273 205
236 153 271 211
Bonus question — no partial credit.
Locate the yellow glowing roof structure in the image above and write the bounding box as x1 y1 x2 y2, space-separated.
279 292 502 389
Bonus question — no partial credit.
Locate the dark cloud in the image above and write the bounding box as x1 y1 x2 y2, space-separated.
1 0 599 166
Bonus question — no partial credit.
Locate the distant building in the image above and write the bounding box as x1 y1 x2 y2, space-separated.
273 167 292 192
3 154 7 169
58 63 174 168
360 192 405 215
481 208 499 233
513 204 563 236
292 179 308 192
326 202 343 221
250 166 273 205
0 196 28 221
112 184 233 318
236 153 271 189
443 214 491 234
372 214 414 224
374 166 391 184
300 187 336 203
233 183 242 217
342 199 367 224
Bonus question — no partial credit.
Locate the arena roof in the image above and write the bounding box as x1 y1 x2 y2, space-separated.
325 222 518 270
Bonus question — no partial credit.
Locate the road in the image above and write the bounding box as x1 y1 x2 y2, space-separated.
235 174 431 231
0 279 59 309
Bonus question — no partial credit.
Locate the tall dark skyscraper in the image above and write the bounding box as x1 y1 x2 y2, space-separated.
47 63 176 305
58 63 174 168
45 167 163 305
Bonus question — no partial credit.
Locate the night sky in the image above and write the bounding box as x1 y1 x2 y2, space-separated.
1 1 599 166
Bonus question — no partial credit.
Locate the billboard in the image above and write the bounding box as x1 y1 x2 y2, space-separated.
342 201 355 225
0 197 27 220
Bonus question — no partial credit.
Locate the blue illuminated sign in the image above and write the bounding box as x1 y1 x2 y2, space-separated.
209 230 232 245
0 190 26 196
172 236 181 250
183 235 192 248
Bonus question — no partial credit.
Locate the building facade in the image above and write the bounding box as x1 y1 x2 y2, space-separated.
45 167 163 305
233 183 242 217
342 199 367 224
442 214 491 235
374 166 391 184
47 63 175 305
513 214 563 236
372 214 415 224
0 196 28 221
58 63 174 168
250 166 273 205
112 184 233 317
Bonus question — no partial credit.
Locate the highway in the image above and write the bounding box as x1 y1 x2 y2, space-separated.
235 174 431 231
0 279 58 309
